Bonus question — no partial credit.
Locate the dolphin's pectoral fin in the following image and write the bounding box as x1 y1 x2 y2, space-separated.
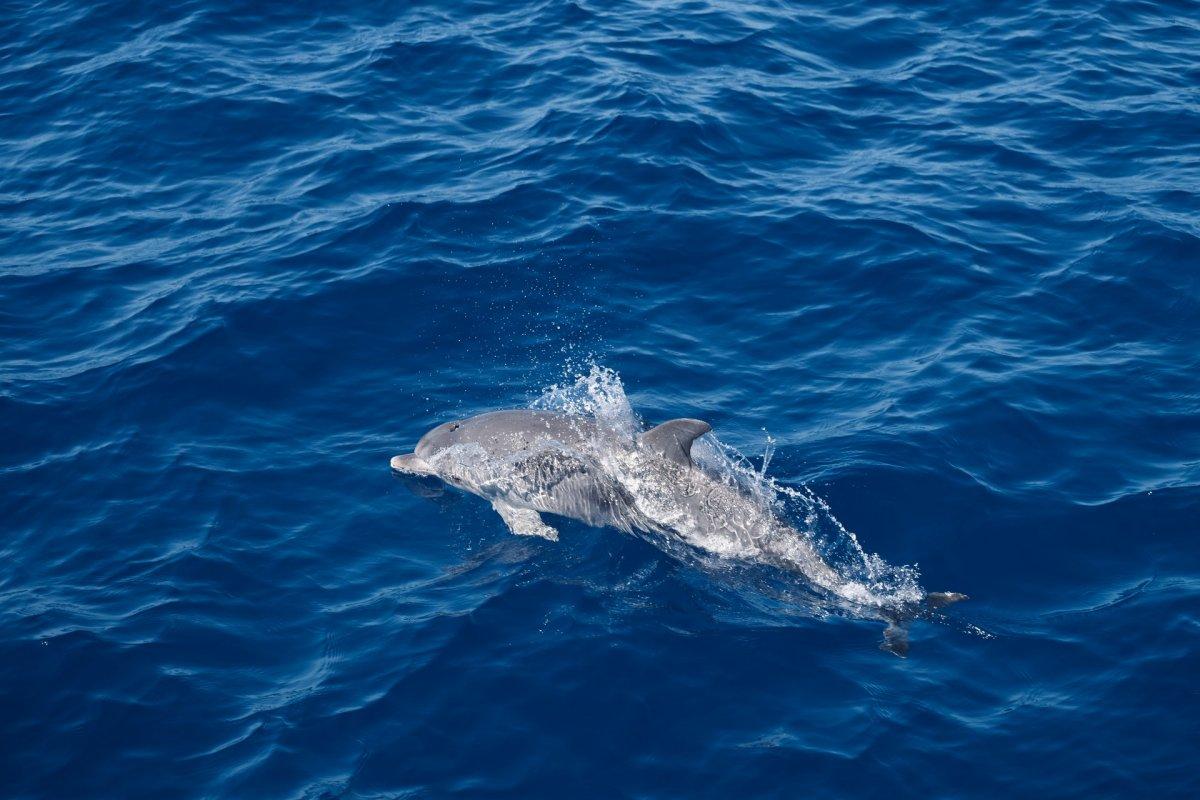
640 418 712 467
491 500 559 541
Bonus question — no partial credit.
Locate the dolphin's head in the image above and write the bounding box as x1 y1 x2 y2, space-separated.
390 419 467 475
414 419 466 459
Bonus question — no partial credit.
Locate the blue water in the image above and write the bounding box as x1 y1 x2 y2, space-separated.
3 0 1199 796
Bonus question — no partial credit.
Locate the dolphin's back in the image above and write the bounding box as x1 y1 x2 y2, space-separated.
413 409 598 461
453 410 600 453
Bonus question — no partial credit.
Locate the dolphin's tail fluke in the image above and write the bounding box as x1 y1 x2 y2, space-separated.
925 591 969 609
878 592 968 657
880 621 910 657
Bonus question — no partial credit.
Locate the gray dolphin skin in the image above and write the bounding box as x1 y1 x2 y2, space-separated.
391 409 966 635
392 410 645 540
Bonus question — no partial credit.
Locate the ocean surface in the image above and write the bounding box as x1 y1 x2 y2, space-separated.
2 0 1199 797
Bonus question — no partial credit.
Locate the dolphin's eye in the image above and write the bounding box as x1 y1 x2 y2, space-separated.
449 423 461 431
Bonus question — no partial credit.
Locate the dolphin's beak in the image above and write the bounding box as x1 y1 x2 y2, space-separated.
390 453 433 475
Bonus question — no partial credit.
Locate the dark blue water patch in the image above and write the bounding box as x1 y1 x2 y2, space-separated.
3 0 1200 797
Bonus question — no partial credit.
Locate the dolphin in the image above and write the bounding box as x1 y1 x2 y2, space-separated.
391 409 966 646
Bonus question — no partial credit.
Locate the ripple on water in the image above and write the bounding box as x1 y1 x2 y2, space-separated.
1 0 1199 797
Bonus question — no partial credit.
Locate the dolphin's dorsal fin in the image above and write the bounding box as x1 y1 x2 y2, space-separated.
640 418 712 467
